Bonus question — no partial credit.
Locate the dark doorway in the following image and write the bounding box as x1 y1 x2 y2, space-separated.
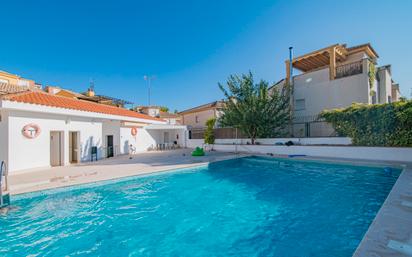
107 135 114 158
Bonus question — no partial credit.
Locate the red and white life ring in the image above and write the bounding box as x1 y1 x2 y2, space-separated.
22 123 41 139
131 127 138 136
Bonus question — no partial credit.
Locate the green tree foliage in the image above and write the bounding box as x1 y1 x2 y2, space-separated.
321 101 412 146
218 72 290 144
160 106 169 112
204 118 216 144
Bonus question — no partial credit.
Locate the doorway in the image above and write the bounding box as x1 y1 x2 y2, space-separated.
50 131 64 166
69 131 80 163
107 135 114 158
163 131 169 144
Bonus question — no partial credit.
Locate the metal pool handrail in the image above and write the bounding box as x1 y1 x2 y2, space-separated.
0 160 8 206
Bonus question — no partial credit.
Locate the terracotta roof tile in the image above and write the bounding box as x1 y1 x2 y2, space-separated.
1 91 164 122
178 100 225 115
0 82 30 95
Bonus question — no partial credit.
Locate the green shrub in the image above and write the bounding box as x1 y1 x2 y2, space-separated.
320 101 412 146
204 118 216 144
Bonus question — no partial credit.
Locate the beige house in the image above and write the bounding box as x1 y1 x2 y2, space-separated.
0 70 41 90
270 43 401 137
178 101 224 128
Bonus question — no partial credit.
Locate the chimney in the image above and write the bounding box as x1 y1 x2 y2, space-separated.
86 79 95 97
45 86 60 95
86 87 95 97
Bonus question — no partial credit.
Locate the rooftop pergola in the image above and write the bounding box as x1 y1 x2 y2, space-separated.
285 43 378 81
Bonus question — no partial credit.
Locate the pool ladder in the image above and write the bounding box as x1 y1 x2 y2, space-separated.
0 160 10 208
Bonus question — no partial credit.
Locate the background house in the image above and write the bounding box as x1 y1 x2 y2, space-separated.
270 43 401 137
0 70 41 89
135 106 182 125
45 85 133 108
134 106 161 117
178 100 224 129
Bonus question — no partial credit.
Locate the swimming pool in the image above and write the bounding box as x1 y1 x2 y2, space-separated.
0 157 401 256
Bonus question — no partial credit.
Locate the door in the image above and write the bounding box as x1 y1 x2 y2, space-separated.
107 135 114 158
163 131 169 143
69 132 79 163
50 131 63 166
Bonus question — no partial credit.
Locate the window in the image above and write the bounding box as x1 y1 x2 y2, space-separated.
195 116 199 123
295 99 306 111
388 96 392 103
0 78 9 84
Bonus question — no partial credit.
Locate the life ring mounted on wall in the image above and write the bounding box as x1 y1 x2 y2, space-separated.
22 123 41 139
131 127 138 136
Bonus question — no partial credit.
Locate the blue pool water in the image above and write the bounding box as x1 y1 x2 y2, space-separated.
0 157 401 256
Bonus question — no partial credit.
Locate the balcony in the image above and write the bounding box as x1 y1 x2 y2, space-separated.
335 60 363 79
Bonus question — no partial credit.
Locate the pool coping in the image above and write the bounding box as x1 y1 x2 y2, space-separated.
352 162 412 257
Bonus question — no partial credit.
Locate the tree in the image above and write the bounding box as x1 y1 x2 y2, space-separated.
218 72 290 144
204 118 216 145
160 106 169 112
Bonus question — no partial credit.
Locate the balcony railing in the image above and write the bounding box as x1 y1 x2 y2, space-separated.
335 60 363 79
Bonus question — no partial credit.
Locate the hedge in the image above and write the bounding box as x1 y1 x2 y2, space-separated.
320 100 412 146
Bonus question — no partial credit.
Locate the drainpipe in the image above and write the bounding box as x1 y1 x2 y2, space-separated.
289 47 293 83
289 47 294 137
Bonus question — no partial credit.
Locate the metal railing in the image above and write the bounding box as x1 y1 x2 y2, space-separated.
0 160 8 207
336 60 363 79
189 119 337 139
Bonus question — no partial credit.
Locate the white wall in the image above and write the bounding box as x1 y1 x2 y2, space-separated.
120 127 183 154
120 127 138 154
293 59 369 117
187 137 351 147
120 127 160 154
102 120 121 157
377 67 392 103
0 110 8 171
187 140 412 163
139 129 187 151
8 110 103 173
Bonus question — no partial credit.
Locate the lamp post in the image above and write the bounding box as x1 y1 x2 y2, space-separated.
144 75 156 106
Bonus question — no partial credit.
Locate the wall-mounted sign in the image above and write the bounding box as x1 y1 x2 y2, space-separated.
131 127 138 136
22 123 41 139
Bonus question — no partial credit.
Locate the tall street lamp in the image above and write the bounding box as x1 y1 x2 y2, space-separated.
143 75 156 106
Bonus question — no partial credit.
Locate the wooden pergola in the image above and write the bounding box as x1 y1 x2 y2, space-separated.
286 44 348 81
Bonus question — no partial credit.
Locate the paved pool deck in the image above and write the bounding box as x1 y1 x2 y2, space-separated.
5 150 412 257
352 162 412 257
8 149 242 195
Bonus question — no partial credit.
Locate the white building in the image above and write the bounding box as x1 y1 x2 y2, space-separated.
135 106 182 125
271 43 401 137
0 91 187 174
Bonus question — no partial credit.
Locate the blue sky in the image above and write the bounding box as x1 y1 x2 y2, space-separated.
1 0 411 111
